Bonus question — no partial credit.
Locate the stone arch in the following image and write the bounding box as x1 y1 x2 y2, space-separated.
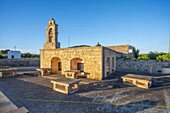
48 28 53 42
70 58 84 72
51 57 62 74
106 57 111 75
112 57 115 71
11 55 14 59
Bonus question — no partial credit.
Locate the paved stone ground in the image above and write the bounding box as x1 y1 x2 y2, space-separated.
0 72 170 113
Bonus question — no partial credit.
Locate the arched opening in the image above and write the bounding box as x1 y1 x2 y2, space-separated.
70 58 84 72
11 55 14 59
106 57 110 75
51 57 62 74
112 57 115 72
49 36 52 42
48 28 53 42
49 28 53 33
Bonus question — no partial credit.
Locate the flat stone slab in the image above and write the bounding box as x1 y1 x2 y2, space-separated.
65 70 80 72
121 74 154 89
52 78 81 86
51 78 81 94
122 74 153 81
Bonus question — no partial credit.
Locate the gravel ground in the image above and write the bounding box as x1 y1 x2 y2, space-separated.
0 73 170 113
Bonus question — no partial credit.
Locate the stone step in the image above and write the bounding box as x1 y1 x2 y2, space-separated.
0 92 18 113
6 107 28 113
0 91 29 113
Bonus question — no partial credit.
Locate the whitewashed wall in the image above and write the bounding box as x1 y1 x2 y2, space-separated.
8 51 21 59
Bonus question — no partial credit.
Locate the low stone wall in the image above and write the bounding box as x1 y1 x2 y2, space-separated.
0 58 40 67
116 59 169 74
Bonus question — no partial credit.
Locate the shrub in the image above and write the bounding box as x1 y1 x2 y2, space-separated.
156 53 170 60
124 56 131 60
137 54 149 60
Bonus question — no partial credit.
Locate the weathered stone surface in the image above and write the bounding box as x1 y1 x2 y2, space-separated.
0 58 40 67
107 45 132 54
40 46 104 80
103 47 116 77
117 59 169 74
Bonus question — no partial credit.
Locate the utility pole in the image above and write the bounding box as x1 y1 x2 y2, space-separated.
14 46 16 51
68 35 70 47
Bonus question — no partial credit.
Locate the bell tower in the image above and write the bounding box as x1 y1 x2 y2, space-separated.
44 18 60 49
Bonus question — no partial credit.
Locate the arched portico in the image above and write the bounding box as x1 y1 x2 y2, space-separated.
106 57 111 75
70 58 84 72
51 57 62 74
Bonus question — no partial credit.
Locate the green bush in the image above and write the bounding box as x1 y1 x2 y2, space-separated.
137 54 149 60
124 56 131 60
0 54 4 59
156 53 170 60
148 51 165 60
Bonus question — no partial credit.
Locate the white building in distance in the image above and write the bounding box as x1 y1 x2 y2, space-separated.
8 51 21 59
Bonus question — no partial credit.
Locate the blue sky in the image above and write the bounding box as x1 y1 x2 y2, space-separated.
0 0 170 54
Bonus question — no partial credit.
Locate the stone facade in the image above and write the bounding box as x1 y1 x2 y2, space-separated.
116 59 169 74
103 47 116 77
40 18 117 80
40 47 104 80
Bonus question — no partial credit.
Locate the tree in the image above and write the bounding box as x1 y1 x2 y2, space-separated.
147 51 166 60
96 42 101 46
21 53 32 58
148 51 158 60
0 49 10 54
0 54 3 59
132 47 140 58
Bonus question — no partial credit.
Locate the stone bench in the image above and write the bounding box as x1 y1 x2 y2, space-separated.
65 70 89 79
121 74 154 89
36 68 51 76
0 69 17 78
64 70 80 79
51 78 81 94
77 72 89 78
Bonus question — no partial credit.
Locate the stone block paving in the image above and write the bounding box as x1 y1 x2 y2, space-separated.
0 74 170 113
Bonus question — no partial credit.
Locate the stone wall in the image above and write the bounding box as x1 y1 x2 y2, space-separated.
107 45 132 54
116 59 169 74
0 58 40 67
40 46 103 80
107 45 134 58
103 47 116 78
